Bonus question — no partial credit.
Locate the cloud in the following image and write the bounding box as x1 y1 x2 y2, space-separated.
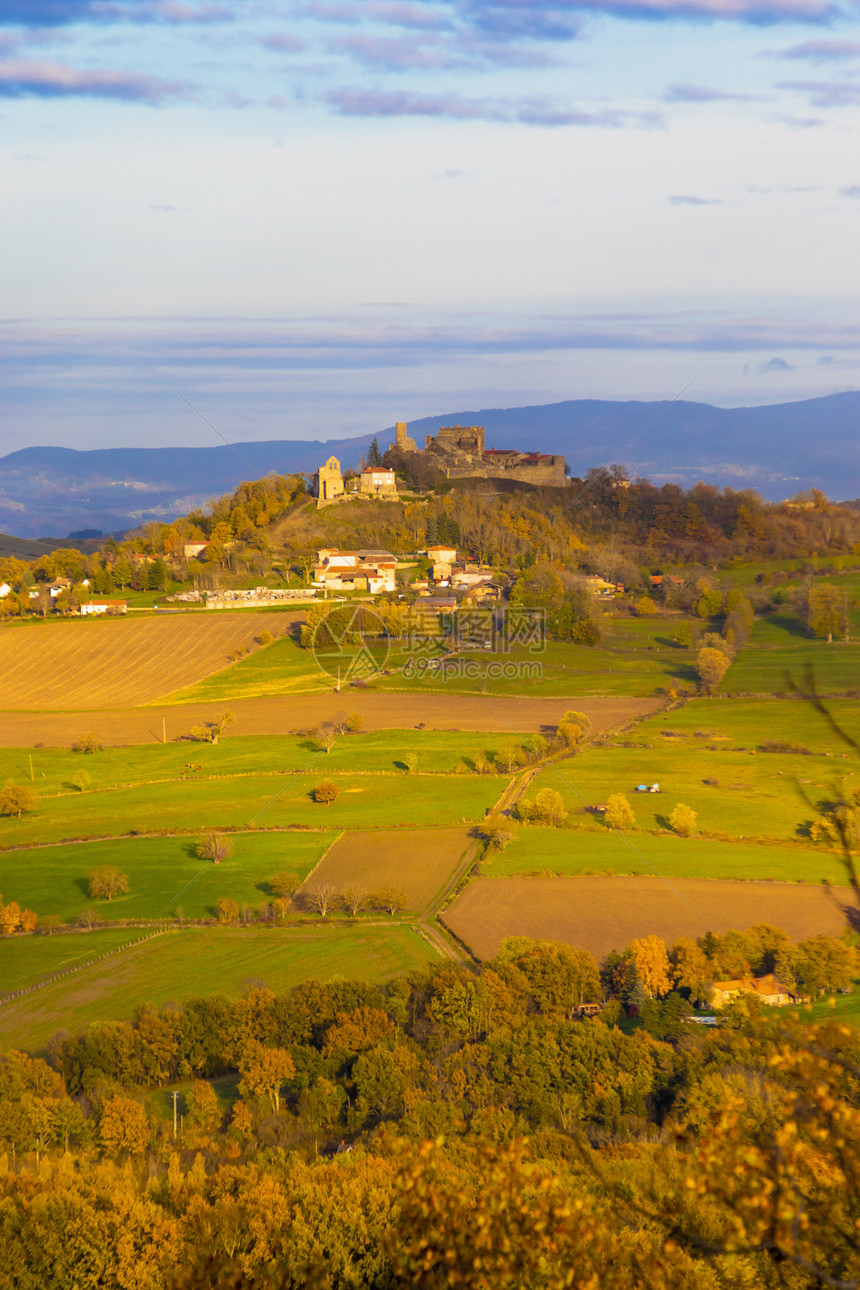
777 79 860 106
0 0 232 25
261 33 308 52
668 194 722 205
325 86 637 126
0 59 188 100
664 82 757 101
334 33 468 71
366 2 452 29
148 1 232 21
757 356 795 371
0 1 97 23
776 112 825 126
840 185 860 198
771 39 860 60
457 0 840 30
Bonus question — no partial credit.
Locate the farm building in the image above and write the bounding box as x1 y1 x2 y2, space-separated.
313 548 397 594
710 974 802 1008
80 600 128 616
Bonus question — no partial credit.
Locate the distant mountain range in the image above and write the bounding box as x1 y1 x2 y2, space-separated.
1 392 858 539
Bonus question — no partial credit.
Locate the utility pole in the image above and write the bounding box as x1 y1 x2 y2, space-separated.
173 1090 178 1140
162 717 167 745
29 754 34 782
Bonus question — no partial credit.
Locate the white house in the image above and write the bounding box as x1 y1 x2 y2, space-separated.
0 583 11 599
313 548 397 594
359 466 397 496
80 599 128 616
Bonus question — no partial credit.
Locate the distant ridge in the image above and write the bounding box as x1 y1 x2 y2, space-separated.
2 392 858 537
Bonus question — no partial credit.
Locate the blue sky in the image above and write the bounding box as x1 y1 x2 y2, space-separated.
1 0 859 450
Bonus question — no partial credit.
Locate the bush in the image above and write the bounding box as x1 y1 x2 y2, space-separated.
312 779 339 806
668 803 698 837
72 733 104 754
257 630 275 646
270 871 300 898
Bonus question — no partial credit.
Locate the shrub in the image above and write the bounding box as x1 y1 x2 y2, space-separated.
668 803 698 837
71 733 105 754
257 630 275 646
345 712 363 733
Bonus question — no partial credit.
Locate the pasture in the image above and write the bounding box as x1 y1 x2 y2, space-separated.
722 609 860 695
0 614 282 710
445 874 854 962
0 831 338 923
486 826 847 886
163 630 329 703
0 772 503 848
305 827 475 912
0 925 437 1052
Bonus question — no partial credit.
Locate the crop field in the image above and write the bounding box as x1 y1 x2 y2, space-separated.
163 631 330 703
445 875 854 962
0 925 437 1052
0 729 526 796
0 693 655 749
0 831 338 923
305 827 474 912
0 614 284 710
485 826 847 885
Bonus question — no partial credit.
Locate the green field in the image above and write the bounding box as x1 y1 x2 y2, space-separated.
0 925 437 1052
0 831 338 923
722 609 860 695
0 771 504 848
0 928 145 993
163 631 330 702
487 825 848 885
649 696 860 753
0 729 504 797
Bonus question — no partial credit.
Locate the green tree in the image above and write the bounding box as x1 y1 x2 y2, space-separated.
696 645 731 694
807 583 848 643
668 803 697 837
270 871 299 899
71 769 91 793
533 787 567 826
604 793 636 830
71 732 105 754
0 785 38 819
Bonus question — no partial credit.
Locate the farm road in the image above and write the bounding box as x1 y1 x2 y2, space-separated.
0 694 659 747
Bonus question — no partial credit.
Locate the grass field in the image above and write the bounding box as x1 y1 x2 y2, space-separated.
648 696 860 753
445 874 854 962
0 772 503 849
722 609 860 695
0 925 438 1052
306 827 474 912
0 928 145 993
487 826 848 885
0 831 338 923
0 730 519 796
0 614 283 710
163 631 330 703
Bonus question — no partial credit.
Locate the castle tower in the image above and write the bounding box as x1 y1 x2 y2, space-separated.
394 421 418 452
314 456 344 504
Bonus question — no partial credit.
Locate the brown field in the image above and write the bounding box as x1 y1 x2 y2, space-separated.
0 615 292 711
303 827 475 912
0 692 658 748
445 875 854 961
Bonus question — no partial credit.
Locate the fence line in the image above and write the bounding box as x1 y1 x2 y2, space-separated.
0 928 181 1008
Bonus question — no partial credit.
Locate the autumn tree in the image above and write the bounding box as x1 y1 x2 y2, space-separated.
0 785 38 819
0 900 22 935
340 883 369 916
668 803 697 837
373 886 408 915
87 865 129 902
197 832 232 864
312 779 339 806
480 815 518 852
696 645 731 694
99 1095 149 1156
807 582 848 643
71 733 105 754
238 1045 295 1113
216 897 239 924
305 882 338 916
628 934 672 998
557 709 591 747
604 793 636 830
270 871 299 899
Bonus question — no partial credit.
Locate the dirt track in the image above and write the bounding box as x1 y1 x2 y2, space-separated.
0 694 660 748
446 875 855 961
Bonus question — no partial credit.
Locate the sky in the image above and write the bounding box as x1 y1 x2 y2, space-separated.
1 0 859 451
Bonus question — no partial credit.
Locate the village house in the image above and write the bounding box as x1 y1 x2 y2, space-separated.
313 548 397 594
183 542 209 560
710 974 802 1009
0 582 12 599
359 466 397 497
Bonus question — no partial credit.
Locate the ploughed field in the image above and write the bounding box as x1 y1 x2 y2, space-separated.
0 614 284 710
445 875 854 962
301 827 476 913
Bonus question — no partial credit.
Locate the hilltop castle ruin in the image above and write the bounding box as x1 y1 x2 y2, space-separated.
392 421 566 487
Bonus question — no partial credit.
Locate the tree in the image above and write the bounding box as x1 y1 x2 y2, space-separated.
318 729 338 754
270 871 299 899
604 793 636 831
696 645 731 694
312 779 339 806
367 437 383 467
238 1045 295 1112
99 1095 149 1156
345 712 363 733
71 733 105 754
373 886 408 915
216 897 239 924
0 901 21 934
341 883 369 916
668 803 697 837
0 785 38 819
557 710 591 747
480 815 518 852
197 832 232 864
305 882 338 916
670 937 713 998
87 865 129 902
533 788 567 826
71 769 91 793
628 934 672 998
807 582 848 643
75 907 103 929
403 753 418 775
190 711 235 745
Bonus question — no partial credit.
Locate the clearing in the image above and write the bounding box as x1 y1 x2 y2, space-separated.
0 925 437 1052
445 874 855 961
303 827 475 912
0 614 288 710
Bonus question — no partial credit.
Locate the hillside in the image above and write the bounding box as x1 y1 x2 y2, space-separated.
3 391 859 538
